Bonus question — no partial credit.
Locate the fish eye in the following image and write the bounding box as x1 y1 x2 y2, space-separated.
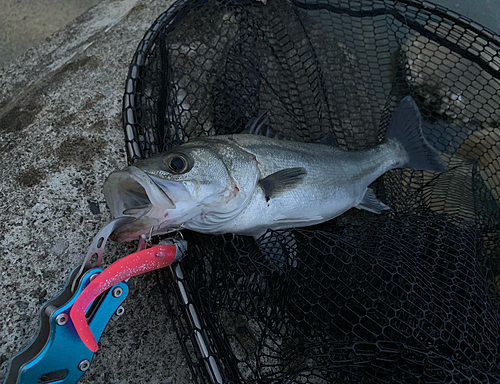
164 153 191 174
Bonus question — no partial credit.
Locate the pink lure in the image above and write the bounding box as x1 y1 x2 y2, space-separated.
70 244 177 352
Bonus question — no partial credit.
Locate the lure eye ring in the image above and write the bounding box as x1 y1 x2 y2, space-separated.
163 153 193 174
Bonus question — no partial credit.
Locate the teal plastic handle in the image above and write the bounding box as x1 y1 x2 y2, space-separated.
3 268 128 384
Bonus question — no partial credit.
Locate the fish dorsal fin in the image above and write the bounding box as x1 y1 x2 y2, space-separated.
356 188 390 214
243 112 282 139
259 167 307 201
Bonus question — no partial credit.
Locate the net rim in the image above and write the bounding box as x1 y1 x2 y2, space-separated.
122 0 500 163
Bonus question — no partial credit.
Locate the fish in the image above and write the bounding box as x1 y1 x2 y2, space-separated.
103 96 447 242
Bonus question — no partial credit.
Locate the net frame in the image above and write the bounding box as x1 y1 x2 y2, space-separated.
121 0 500 383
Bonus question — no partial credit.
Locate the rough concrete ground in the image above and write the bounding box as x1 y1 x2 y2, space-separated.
0 0 191 382
0 0 103 67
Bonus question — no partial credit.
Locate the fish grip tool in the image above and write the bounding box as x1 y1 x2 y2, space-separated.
2 267 128 384
2 219 128 384
2 220 187 384
123 0 500 383
2 241 129 384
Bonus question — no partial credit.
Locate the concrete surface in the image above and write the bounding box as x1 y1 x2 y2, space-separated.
0 0 191 382
0 0 103 67
431 0 500 35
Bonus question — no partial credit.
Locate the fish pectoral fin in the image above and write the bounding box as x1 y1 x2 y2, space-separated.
273 214 323 224
356 188 390 214
259 167 307 201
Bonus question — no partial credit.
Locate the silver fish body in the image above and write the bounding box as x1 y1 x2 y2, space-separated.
200 135 404 236
104 97 446 241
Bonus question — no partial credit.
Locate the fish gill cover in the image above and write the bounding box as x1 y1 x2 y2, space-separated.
122 0 500 382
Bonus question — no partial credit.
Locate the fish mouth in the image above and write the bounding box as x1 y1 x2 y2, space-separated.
104 166 176 219
103 166 184 241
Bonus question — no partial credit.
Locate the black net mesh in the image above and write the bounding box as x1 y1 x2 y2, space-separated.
122 0 500 382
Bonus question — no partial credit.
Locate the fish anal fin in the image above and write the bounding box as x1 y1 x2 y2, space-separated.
257 230 298 274
259 167 307 201
356 188 390 214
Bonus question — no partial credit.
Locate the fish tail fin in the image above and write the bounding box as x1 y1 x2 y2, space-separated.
385 96 447 172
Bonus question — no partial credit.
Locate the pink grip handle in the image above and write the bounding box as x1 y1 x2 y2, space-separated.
70 244 177 352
